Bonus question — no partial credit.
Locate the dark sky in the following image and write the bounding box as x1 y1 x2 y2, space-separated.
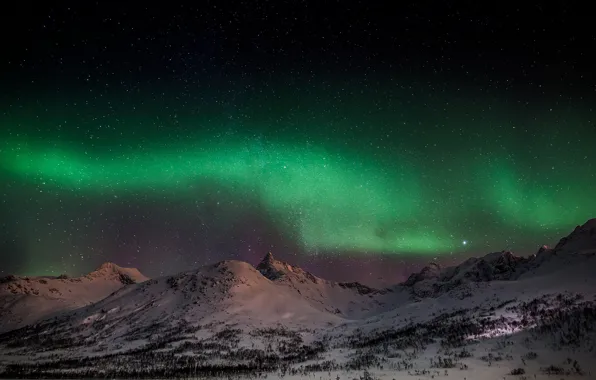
0 1 594 286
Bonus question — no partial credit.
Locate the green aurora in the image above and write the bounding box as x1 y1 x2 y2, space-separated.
1 119 594 257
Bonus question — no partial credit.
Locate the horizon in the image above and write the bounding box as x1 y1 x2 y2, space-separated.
4 217 587 288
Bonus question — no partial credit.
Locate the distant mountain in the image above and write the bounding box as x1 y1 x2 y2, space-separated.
0 262 148 333
403 251 532 298
1 219 595 379
402 219 596 299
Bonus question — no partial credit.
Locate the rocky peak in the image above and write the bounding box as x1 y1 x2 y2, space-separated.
256 252 291 281
255 252 320 283
261 252 275 265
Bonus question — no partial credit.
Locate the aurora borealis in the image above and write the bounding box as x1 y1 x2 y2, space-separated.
1 2 594 284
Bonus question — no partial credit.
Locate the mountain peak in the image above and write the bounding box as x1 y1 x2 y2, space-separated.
256 252 288 280
255 252 321 284
261 252 275 264
87 262 148 284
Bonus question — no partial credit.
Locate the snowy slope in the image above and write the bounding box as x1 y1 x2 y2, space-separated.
0 262 148 333
1 219 596 380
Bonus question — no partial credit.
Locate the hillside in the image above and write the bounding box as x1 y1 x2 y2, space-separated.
0 262 148 333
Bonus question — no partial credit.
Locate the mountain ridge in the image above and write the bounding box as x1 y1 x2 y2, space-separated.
3 219 595 332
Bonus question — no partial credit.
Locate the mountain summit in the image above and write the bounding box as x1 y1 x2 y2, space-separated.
256 251 319 283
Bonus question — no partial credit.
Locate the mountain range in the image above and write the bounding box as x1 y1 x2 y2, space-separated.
1 219 595 380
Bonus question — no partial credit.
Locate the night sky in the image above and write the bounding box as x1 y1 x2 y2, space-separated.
1 2 594 285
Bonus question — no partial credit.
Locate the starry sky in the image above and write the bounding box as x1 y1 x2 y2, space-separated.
0 2 594 285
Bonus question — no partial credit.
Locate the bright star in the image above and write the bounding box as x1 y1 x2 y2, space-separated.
462 240 467 245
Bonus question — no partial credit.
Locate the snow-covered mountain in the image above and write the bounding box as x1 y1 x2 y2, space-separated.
1 219 596 380
400 220 596 300
402 251 532 298
256 252 405 318
0 262 148 333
